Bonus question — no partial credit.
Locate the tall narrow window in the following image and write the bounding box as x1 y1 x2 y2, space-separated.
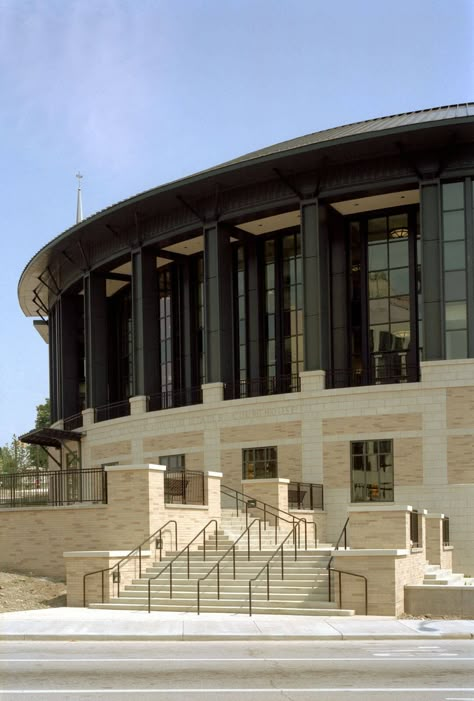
264 239 276 383
235 245 247 382
263 228 302 392
195 254 206 385
159 267 173 399
367 213 411 382
107 285 133 401
282 231 303 379
442 182 467 359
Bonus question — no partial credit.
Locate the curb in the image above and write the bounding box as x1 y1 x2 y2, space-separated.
1 632 473 641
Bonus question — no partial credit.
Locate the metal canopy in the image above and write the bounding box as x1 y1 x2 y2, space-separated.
18 427 82 449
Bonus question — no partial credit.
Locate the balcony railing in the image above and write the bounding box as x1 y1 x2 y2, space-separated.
0 468 107 508
95 399 131 423
164 469 205 505
63 412 83 430
224 374 301 400
288 482 324 511
148 386 203 413
327 353 420 389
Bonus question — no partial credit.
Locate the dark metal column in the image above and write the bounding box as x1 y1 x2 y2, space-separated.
420 182 443 360
84 272 108 408
204 223 233 384
301 199 330 371
131 247 159 397
58 294 81 419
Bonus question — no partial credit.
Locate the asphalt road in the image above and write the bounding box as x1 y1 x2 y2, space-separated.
1 640 474 700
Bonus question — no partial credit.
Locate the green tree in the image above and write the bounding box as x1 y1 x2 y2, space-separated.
28 398 51 471
0 436 30 474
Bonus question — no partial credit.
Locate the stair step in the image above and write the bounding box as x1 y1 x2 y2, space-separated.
90 601 354 616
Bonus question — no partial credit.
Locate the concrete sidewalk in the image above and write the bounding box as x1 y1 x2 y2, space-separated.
1 608 474 641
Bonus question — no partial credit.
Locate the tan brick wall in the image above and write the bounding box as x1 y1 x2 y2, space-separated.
322 413 422 436
332 552 425 616
220 421 301 443
242 480 289 513
68 554 149 607
349 510 411 550
278 444 302 482
220 449 242 491
143 432 204 452
447 386 474 429
447 435 474 483
90 441 132 462
394 438 423 486
322 442 349 488
186 453 205 470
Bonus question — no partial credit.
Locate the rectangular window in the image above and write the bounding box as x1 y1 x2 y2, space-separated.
242 447 277 480
350 440 393 502
442 182 467 359
160 454 185 472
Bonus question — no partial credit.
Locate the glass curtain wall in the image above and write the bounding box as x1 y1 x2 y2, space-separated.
349 208 419 385
442 182 468 359
263 228 303 392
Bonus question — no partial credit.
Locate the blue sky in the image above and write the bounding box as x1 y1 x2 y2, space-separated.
0 0 473 445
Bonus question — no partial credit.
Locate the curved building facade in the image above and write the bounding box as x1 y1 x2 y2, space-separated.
18 104 474 572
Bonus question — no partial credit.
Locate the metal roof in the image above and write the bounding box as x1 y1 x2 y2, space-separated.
18 103 474 318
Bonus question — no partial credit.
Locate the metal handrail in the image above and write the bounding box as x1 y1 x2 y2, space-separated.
147 519 218 613
197 518 262 614
83 520 178 606
221 483 317 550
327 565 368 615
334 517 350 551
248 521 301 616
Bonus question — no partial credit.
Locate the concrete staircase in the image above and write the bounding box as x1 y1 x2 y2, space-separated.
423 563 465 586
89 510 355 615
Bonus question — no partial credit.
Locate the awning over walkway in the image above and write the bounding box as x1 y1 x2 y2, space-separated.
18 427 82 449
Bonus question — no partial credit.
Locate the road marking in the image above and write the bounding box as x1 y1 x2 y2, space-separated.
0 657 472 663
3 688 474 694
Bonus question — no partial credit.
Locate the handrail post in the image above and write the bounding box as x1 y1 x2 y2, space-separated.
197 581 201 615
338 571 342 608
139 546 142 578
170 563 173 598
217 563 220 599
328 565 332 602
148 578 151 613
258 519 262 550
187 546 190 578
101 571 105 603
294 525 297 561
117 565 120 598
267 563 270 600
232 546 236 578
281 547 284 579
249 580 252 616
247 526 250 560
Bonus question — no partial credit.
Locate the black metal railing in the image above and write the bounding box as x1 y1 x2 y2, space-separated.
326 354 420 389
164 470 205 505
326 517 368 615
410 509 420 549
147 520 219 612
288 482 324 511
248 520 301 616
197 518 263 614
0 468 107 508
328 565 368 615
83 520 178 606
221 484 317 549
148 386 203 413
94 399 131 423
224 374 301 400
63 412 83 430
442 516 450 547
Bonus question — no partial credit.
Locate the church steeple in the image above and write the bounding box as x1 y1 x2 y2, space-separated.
76 172 83 224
